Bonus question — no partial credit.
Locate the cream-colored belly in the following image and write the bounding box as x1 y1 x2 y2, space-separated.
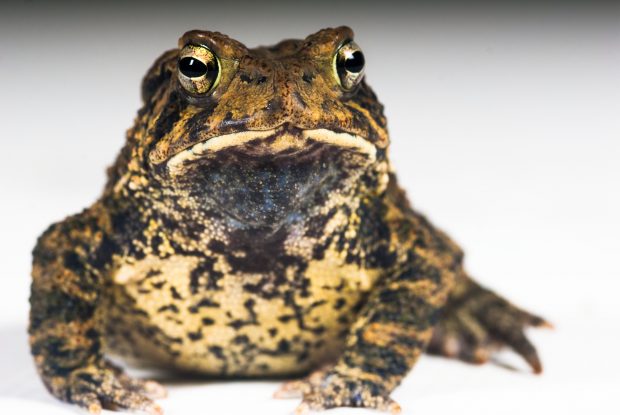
102 250 381 376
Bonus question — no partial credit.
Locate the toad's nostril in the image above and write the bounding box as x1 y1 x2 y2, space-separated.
302 73 314 84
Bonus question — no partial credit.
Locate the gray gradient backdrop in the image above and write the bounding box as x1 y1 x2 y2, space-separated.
1 1 619 414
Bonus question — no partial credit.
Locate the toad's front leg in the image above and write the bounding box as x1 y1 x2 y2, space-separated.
292 243 461 413
29 209 166 414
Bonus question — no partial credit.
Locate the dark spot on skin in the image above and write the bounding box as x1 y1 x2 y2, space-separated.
189 298 220 313
228 320 247 330
151 234 164 253
334 298 346 310
63 252 84 274
157 304 179 313
170 286 183 300
146 269 162 279
85 328 98 340
302 72 314 83
268 328 278 337
233 335 250 344
209 346 225 359
208 240 227 253
202 317 215 325
265 98 282 113
188 330 203 341
277 339 290 353
313 326 326 335
76 372 98 384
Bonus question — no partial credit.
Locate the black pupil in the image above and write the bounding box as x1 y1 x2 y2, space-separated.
344 51 365 73
179 57 208 78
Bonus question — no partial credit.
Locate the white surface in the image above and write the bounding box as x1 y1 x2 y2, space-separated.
1 2 619 414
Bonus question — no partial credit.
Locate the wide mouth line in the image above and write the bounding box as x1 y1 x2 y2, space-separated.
166 127 376 174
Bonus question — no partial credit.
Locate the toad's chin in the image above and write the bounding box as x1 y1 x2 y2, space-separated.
164 127 377 228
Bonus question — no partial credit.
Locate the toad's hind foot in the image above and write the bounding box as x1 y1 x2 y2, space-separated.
427 278 551 373
273 365 332 399
275 369 400 414
45 359 166 414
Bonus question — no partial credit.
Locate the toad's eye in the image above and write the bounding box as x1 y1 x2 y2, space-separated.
177 44 220 95
334 41 365 90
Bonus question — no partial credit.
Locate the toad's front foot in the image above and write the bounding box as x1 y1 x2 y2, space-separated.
41 359 166 414
427 278 551 373
276 370 401 414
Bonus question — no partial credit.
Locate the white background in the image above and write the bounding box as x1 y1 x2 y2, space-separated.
1 2 619 414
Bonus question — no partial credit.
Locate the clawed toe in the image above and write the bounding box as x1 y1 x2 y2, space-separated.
295 394 401 414
274 380 306 399
428 282 549 374
122 378 168 400
274 365 332 400
72 383 163 415
280 370 401 413
59 360 166 414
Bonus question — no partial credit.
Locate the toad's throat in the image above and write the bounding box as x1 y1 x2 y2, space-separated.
167 128 376 228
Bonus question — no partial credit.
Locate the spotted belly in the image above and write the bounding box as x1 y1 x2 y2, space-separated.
101 251 381 376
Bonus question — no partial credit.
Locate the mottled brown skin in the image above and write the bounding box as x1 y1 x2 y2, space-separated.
29 27 548 414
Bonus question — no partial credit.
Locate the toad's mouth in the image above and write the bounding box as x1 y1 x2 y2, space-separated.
165 126 377 228
166 127 376 173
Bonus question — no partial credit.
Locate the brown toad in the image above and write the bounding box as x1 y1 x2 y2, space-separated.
29 27 549 414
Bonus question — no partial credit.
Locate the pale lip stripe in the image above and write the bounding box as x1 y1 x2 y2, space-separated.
166 128 377 174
